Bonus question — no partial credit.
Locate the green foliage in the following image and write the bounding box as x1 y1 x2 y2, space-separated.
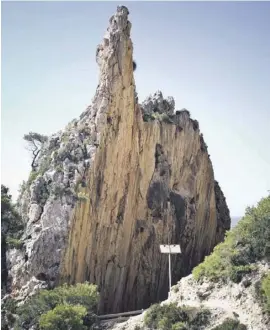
38 156 52 176
134 326 142 330
171 322 188 330
23 131 48 171
6 237 24 250
39 304 87 330
77 192 89 202
189 309 211 327
229 265 254 283
261 272 270 313
2 297 18 314
172 286 179 293
1 297 18 329
212 318 247 330
193 195 270 282
144 303 210 330
53 282 99 312
15 291 57 329
27 170 40 187
1 185 24 238
142 112 174 124
23 132 48 144
1 185 24 292
15 282 99 329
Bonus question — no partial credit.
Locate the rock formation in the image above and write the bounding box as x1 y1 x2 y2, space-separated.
7 6 230 313
106 261 270 330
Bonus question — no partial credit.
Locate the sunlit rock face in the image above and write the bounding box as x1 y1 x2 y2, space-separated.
9 6 230 313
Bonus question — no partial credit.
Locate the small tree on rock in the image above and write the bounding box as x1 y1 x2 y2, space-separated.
23 132 48 171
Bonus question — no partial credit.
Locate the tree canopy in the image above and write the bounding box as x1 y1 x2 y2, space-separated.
23 131 48 170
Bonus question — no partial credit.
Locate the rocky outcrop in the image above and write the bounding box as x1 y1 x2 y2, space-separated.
108 262 270 330
7 6 230 313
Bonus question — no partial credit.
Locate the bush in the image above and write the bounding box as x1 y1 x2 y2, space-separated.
144 303 189 330
15 291 59 329
2 297 18 314
1 297 18 329
54 282 99 312
6 237 24 250
172 322 188 330
193 195 270 282
144 303 210 330
190 309 211 328
212 318 247 330
261 272 270 313
27 170 39 186
15 282 99 329
39 304 87 330
77 192 89 202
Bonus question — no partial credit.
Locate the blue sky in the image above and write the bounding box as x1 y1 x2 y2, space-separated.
1 1 270 217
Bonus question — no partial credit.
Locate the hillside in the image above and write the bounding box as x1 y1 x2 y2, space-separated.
107 195 270 330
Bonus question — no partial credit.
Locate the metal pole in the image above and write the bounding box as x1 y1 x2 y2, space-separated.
160 244 181 298
168 250 171 296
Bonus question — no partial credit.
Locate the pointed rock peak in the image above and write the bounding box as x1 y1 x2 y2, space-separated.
96 5 132 68
91 6 134 144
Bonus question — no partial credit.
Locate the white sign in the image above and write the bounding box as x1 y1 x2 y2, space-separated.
160 244 181 254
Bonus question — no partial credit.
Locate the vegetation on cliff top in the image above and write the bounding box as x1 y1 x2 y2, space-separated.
193 195 270 284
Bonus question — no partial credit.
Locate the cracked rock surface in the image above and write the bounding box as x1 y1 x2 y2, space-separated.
7 6 230 313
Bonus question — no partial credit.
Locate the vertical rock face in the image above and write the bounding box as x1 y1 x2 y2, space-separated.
8 6 230 313
60 6 230 313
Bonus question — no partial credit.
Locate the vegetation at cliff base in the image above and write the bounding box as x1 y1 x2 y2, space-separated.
255 271 270 314
1 185 24 241
1 185 24 294
261 272 270 312
12 282 99 330
144 302 210 330
212 318 247 330
193 195 270 283
39 304 88 330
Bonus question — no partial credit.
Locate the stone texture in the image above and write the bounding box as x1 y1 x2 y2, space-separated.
141 91 175 115
7 6 230 313
107 262 270 330
59 6 230 313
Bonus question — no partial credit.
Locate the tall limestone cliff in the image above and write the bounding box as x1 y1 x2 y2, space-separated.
7 6 230 313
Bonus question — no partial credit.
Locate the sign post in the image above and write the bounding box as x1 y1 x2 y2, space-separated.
160 244 181 297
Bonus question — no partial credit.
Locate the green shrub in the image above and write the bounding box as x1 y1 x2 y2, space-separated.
1 297 18 329
39 304 87 330
261 272 270 313
2 297 18 314
39 156 51 175
229 265 254 283
27 170 39 186
134 326 142 330
53 282 99 312
172 286 179 293
6 237 24 250
144 303 188 330
77 192 89 202
171 322 188 330
212 318 247 330
144 303 210 330
15 282 99 329
190 308 211 328
193 195 270 282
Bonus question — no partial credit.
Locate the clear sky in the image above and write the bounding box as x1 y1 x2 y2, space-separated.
1 1 270 217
